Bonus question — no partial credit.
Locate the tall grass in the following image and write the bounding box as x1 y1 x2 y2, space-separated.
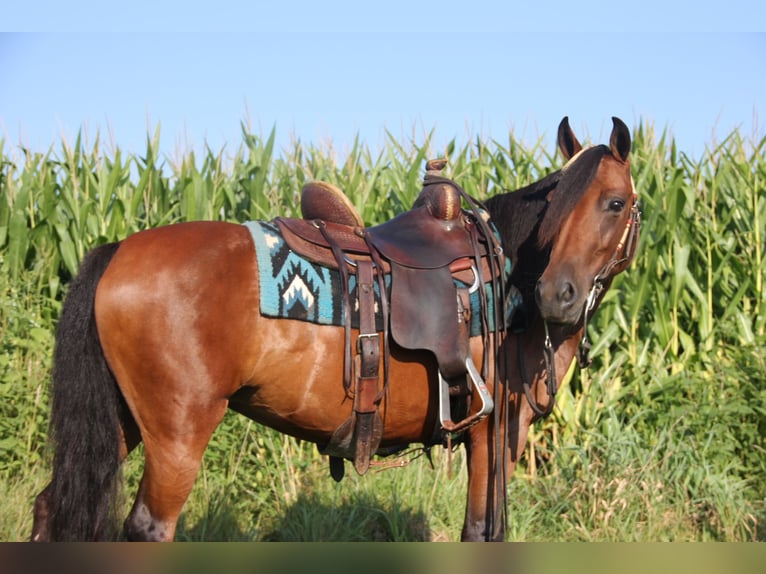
0 121 763 541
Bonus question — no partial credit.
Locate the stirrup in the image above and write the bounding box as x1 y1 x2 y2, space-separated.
439 357 494 433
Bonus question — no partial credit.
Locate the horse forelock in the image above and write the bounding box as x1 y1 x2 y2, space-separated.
537 144 608 248
560 144 594 172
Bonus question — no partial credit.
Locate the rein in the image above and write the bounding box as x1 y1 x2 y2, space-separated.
519 321 557 418
521 191 640 419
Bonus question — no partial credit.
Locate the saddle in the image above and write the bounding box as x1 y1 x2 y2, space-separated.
276 160 506 479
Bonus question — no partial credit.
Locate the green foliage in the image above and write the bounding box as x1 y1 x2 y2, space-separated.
0 122 763 540
0 260 58 479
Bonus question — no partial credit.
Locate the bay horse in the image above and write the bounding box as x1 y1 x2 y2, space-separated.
30 117 638 541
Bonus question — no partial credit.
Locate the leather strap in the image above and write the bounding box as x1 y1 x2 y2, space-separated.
353 260 381 474
355 259 380 413
317 220 354 394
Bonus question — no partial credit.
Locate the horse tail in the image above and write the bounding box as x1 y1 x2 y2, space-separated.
47 241 123 541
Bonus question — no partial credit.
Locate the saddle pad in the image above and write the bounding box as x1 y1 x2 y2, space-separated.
244 220 522 336
245 220 386 329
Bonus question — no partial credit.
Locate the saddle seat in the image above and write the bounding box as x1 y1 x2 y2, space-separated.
299 159 458 229
282 161 476 269
274 160 504 479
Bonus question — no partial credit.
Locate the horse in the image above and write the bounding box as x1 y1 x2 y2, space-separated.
30 116 639 542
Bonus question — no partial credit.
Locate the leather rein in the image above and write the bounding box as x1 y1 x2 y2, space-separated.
521 192 641 418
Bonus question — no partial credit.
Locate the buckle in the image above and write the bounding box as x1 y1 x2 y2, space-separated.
357 332 380 352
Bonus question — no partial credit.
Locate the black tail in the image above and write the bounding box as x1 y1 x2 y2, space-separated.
47 242 123 541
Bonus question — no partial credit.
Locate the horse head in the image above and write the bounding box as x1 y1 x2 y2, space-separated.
534 116 640 327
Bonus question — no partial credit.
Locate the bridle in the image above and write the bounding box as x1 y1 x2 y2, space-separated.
521 186 641 419
578 188 641 368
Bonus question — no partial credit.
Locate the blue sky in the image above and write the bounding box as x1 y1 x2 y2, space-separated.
1 3 765 161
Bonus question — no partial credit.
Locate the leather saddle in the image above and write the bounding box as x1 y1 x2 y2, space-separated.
276 160 506 478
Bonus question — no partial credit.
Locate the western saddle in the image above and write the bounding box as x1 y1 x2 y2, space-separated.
275 160 506 479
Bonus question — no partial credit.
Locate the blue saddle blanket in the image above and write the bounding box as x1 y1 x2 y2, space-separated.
244 220 520 336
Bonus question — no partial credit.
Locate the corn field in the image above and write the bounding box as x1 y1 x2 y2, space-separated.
0 122 764 541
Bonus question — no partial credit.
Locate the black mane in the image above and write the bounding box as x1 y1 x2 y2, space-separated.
484 170 558 310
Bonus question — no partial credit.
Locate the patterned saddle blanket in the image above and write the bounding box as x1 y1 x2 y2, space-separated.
244 220 520 337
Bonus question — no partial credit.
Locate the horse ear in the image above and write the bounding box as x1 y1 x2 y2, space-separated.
557 116 582 160
609 117 631 162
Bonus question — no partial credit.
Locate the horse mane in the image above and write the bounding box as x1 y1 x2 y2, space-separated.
484 144 608 312
485 170 559 262
484 170 560 310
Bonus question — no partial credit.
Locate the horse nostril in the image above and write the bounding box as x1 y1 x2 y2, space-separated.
537 278 577 310
559 281 576 305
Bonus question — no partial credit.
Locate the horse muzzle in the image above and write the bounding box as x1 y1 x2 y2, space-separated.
535 275 585 326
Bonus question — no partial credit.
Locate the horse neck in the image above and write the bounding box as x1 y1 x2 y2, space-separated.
516 311 584 413
542 315 583 377
485 184 552 311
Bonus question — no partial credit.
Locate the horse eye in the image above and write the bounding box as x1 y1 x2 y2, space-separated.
608 199 625 212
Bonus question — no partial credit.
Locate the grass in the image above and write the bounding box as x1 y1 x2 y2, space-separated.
0 121 763 541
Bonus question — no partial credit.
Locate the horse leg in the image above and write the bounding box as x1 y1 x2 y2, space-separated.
30 485 52 542
462 418 509 541
123 400 228 542
461 395 533 541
